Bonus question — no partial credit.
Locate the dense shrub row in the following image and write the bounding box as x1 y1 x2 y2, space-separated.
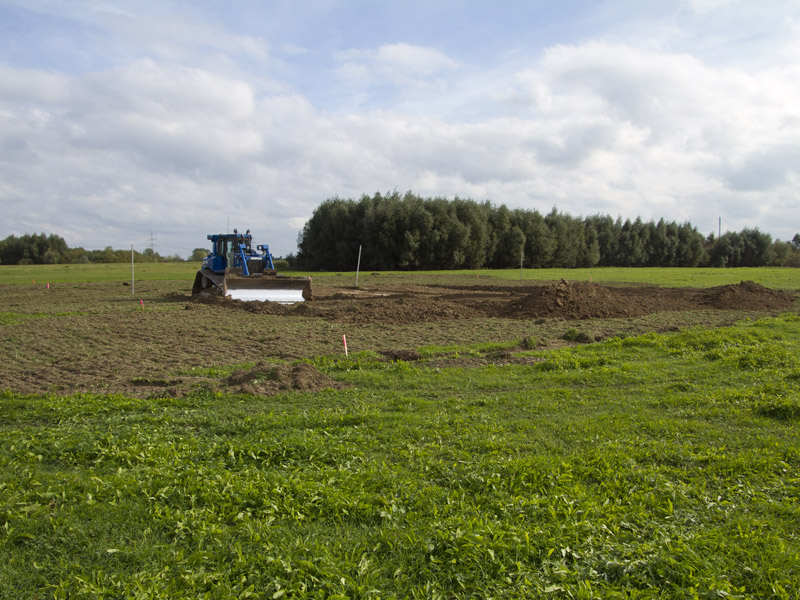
297 192 800 270
4 193 799 268
0 232 187 265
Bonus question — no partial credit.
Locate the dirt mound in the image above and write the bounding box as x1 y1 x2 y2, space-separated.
506 280 635 319
188 279 795 323
702 281 795 310
190 294 288 315
226 361 343 396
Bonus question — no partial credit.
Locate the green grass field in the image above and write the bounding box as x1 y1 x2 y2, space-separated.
480 266 800 289
2 317 799 598
0 261 199 283
1 264 799 598
2 263 800 288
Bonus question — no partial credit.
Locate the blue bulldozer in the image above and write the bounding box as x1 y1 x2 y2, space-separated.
192 229 312 303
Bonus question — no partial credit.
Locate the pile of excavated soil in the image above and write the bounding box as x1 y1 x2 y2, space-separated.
505 280 638 319
701 281 795 310
189 279 797 323
189 294 288 315
193 293 482 323
226 361 343 396
502 280 796 321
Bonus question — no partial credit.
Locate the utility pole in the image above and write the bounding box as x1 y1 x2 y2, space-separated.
147 231 158 253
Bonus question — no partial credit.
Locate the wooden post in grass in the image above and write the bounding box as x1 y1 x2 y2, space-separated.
131 245 135 296
355 245 362 288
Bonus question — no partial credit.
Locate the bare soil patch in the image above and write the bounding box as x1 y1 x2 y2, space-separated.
226 361 344 396
1 277 796 398
193 278 795 322
701 280 795 310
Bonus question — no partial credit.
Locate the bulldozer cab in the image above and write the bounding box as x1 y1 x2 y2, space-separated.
205 234 246 271
204 236 231 272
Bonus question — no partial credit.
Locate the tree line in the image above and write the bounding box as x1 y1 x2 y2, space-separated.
297 192 800 270
0 233 191 265
5 195 799 269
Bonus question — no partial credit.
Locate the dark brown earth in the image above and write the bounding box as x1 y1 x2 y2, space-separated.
1 277 796 398
193 279 795 322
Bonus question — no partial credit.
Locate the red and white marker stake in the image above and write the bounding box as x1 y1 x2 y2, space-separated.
140 299 144 310
343 334 348 356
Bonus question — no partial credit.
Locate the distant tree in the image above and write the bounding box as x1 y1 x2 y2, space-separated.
675 222 705 267
708 229 773 267
792 233 800 251
739 228 774 267
283 252 298 268
648 219 681 267
493 224 526 268
297 196 360 270
295 193 786 270
487 204 513 267
189 248 208 261
581 223 601 267
391 191 437 269
66 249 90 263
629 218 650 266
588 215 621 267
545 209 585 268
0 233 70 265
454 198 490 269
779 241 800 267
0 235 26 265
515 208 553 268
771 240 794 266
616 219 637 266
435 201 471 269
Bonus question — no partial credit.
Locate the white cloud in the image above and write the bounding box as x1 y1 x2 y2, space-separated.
1 2 800 258
499 41 800 212
0 66 70 104
372 43 460 77
683 0 740 15
337 42 459 89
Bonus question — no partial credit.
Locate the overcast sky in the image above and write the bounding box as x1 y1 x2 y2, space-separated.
1 0 799 258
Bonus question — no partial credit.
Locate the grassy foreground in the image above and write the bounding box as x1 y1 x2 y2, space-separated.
1 315 799 598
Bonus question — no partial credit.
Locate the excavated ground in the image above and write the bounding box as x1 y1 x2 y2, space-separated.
1 276 796 398
194 278 795 322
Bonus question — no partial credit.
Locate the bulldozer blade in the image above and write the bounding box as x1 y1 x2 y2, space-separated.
224 272 312 304
228 288 306 303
